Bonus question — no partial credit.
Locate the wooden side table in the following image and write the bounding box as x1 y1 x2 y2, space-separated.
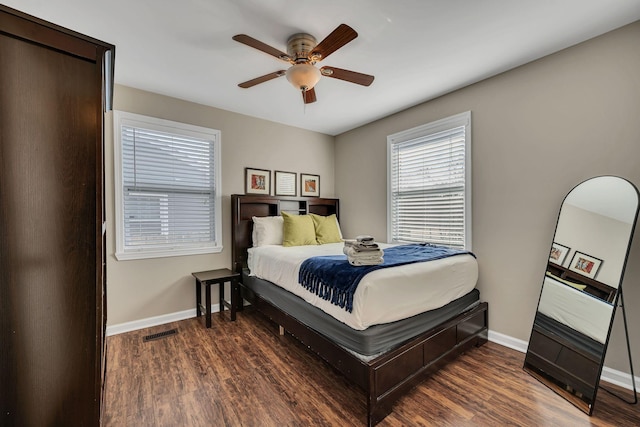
192 268 240 327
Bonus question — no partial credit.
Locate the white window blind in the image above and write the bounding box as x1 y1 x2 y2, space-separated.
388 112 471 249
114 111 221 260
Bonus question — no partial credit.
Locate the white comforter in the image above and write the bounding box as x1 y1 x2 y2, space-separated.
538 276 613 343
248 243 478 330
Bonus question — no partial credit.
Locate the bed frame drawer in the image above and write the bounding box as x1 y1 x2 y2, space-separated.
457 309 487 343
373 305 488 398
424 327 457 364
556 346 599 385
374 344 423 395
529 329 562 362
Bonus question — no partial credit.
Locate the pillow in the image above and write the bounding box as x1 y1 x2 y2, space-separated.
310 213 343 244
252 216 284 247
281 212 318 247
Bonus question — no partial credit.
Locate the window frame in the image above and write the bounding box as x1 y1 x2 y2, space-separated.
113 111 222 260
386 111 472 250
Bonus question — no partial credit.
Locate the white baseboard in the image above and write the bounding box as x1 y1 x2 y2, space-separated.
601 365 639 391
107 312 638 392
488 330 529 353
106 303 220 336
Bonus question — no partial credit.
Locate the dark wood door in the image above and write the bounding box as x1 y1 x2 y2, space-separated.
0 6 113 426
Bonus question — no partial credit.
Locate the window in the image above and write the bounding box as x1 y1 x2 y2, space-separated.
114 111 221 260
387 111 471 249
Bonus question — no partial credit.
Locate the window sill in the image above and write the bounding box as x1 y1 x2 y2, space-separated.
115 245 223 261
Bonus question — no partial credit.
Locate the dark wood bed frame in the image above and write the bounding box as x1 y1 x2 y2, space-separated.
231 194 489 426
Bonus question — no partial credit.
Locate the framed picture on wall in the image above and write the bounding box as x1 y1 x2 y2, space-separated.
568 251 603 279
300 173 320 197
245 167 271 195
274 170 297 196
549 242 570 266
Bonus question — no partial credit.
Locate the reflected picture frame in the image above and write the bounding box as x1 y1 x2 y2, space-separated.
568 251 603 279
245 167 271 195
300 173 320 197
549 242 570 266
274 170 297 196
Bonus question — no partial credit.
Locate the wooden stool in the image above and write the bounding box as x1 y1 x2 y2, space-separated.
192 268 240 327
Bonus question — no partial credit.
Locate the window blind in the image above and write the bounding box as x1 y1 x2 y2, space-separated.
389 126 466 249
121 125 216 252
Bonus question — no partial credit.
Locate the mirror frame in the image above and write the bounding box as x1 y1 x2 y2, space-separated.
524 175 639 415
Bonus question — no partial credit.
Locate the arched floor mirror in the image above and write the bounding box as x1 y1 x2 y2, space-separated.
524 176 639 415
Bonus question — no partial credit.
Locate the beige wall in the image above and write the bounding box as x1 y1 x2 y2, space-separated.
335 22 640 374
106 86 335 326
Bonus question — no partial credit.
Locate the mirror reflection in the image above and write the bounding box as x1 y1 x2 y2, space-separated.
525 176 639 415
552 175 638 290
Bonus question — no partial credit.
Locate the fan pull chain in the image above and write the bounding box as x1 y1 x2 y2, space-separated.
302 89 307 114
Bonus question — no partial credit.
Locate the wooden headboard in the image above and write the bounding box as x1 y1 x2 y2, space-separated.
231 194 340 274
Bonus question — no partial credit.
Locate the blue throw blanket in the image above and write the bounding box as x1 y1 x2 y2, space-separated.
298 244 474 312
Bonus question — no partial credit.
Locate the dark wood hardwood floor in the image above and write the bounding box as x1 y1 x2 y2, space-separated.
104 309 639 426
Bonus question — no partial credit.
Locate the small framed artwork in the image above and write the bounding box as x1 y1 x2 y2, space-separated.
245 167 270 195
549 242 570 266
568 251 603 279
274 170 297 196
300 173 320 197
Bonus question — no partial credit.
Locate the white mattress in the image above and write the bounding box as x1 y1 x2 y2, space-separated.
247 243 478 330
538 276 613 344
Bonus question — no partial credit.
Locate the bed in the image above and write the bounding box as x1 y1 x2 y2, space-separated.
231 194 488 426
537 275 613 344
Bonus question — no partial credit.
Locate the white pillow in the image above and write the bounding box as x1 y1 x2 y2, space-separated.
252 216 284 246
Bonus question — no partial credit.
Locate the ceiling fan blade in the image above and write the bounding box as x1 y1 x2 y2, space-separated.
238 71 286 88
311 24 358 61
320 66 374 86
303 87 317 104
233 34 291 62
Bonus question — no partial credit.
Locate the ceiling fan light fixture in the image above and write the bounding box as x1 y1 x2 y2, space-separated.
286 63 321 91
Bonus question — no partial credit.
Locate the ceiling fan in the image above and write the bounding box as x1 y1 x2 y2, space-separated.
232 24 374 104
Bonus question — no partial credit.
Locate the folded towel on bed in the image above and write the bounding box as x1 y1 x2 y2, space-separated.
356 235 375 244
344 237 384 266
343 244 381 255
343 240 380 252
299 243 474 312
344 248 384 267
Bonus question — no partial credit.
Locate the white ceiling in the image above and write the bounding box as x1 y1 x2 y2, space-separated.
6 0 640 135
565 177 639 224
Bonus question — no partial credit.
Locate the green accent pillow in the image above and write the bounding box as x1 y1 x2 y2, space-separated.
545 272 587 291
282 212 318 247
310 213 342 244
